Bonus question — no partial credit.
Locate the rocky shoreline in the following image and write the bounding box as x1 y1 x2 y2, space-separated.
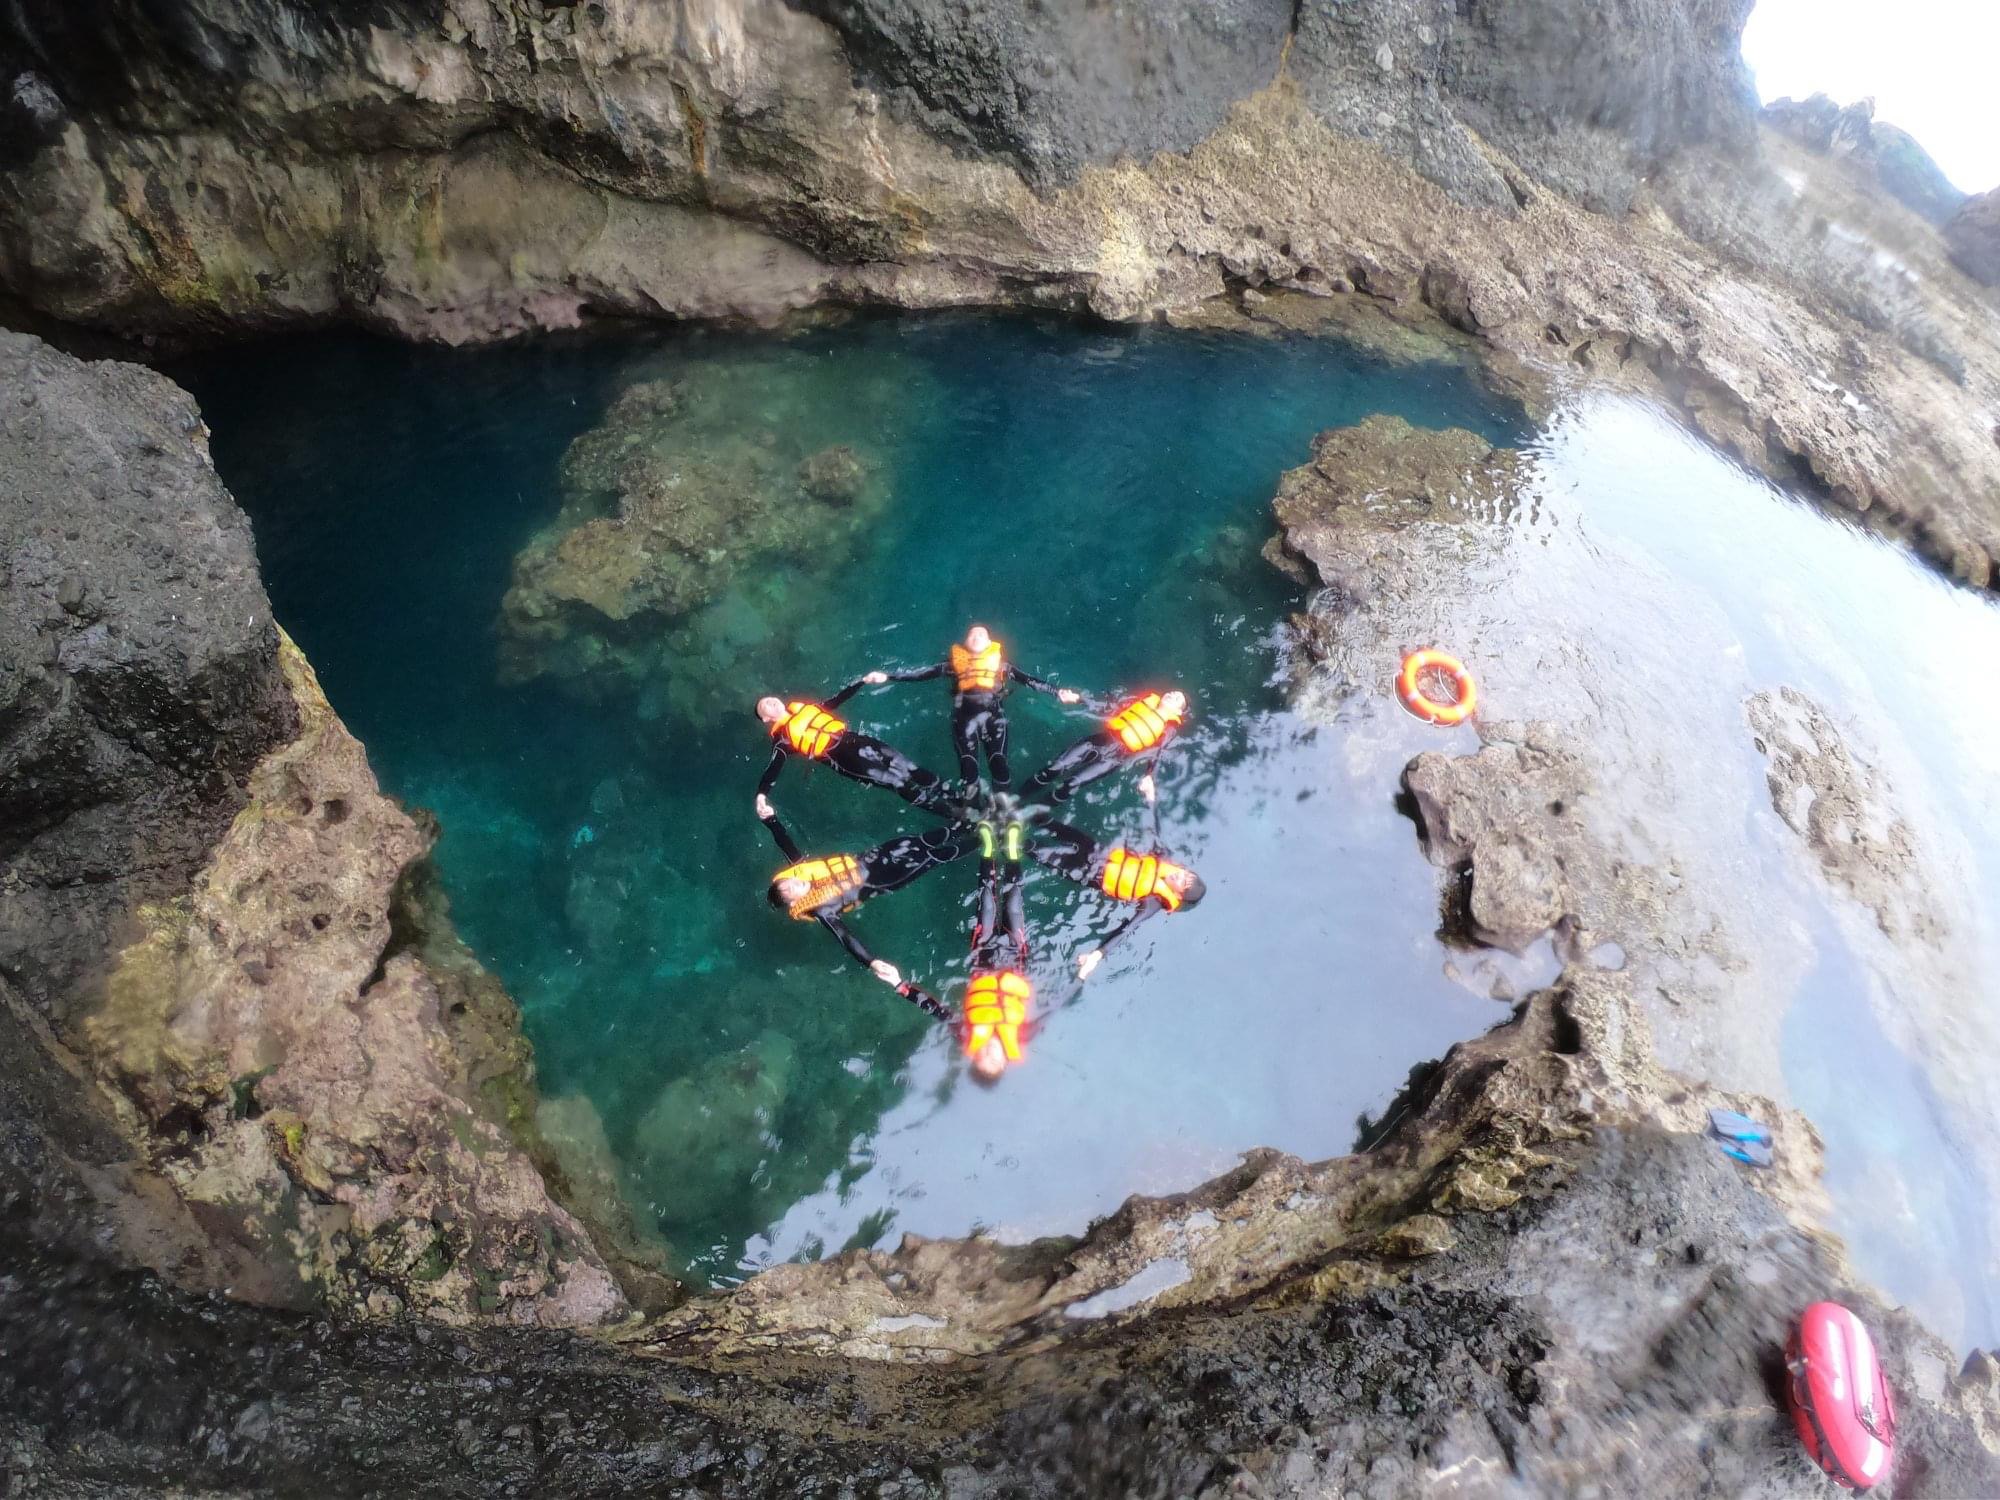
7 0 2000 1493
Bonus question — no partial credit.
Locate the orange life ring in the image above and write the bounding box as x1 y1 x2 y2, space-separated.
1397 649 1477 726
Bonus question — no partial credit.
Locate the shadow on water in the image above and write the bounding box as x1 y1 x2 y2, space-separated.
175 313 1525 1285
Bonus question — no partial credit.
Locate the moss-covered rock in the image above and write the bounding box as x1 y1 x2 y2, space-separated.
497 346 924 704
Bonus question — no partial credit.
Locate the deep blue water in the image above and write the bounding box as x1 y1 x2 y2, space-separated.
177 314 1523 1284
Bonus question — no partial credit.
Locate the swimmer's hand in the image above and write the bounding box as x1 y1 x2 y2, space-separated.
870 960 903 988
755 793 775 820
1076 950 1103 980
1057 688 1081 705
1138 774 1156 805
864 671 888 685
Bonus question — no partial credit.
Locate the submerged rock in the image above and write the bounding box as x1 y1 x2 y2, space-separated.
632 1032 798 1238
497 348 912 703
1265 413 1529 605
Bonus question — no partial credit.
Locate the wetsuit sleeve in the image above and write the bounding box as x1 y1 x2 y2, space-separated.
898 980 951 1023
1089 903 1163 961
757 747 788 797
1008 664 1065 697
883 663 949 683
825 677 870 709
818 913 876 969
761 807 804 861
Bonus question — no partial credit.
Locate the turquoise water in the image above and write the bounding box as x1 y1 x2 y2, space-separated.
177 316 1522 1284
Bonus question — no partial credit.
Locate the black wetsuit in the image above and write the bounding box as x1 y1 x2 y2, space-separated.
1021 711 1174 804
1030 818 1205 962
880 658 1069 790
962 823 1036 1055
970 820 1030 964
757 677 959 826
763 812 979 1019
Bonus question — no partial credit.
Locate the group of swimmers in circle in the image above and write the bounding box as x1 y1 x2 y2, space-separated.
755 625 1201 1082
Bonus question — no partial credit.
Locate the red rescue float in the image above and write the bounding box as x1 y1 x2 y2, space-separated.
1397 649 1477 726
1788 1302 1896 1490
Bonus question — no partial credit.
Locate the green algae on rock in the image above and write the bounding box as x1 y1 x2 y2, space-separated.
497 345 927 707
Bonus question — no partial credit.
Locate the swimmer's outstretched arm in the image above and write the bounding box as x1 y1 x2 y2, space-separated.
824 674 881 708
756 793 802 859
756 746 789 798
817 912 949 1020
1074 905 1162 980
1007 663 1082 704
873 661 949 684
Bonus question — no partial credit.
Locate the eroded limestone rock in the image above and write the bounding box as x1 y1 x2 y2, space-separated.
1746 686 1934 946
91 635 625 1328
1265 413 1528 606
1 332 625 1329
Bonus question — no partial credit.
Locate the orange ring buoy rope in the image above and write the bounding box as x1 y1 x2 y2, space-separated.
1397 649 1477 726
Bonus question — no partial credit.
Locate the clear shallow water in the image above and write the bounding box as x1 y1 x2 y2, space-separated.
1429 399 2000 1349
176 316 1522 1284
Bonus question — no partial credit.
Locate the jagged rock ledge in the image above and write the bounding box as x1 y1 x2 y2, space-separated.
2 0 1998 591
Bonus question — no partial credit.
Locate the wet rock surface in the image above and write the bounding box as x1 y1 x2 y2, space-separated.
1947 189 2000 287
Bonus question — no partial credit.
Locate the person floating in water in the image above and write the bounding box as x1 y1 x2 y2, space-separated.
961 817 1034 1082
760 801 977 1019
1020 689 1189 806
754 681 959 849
1030 819 1206 980
870 624 1082 790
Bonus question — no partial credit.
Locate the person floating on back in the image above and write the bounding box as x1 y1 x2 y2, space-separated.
961 817 1034 1083
760 795 973 1019
1021 689 1189 806
1030 819 1206 980
869 624 1081 791
754 676 959 849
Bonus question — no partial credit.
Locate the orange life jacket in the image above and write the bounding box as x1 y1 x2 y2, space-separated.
962 969 1031 1061
774 854 865 919
1100 847 1192 912
771 701 846 757
949 639 1006 694
1105 692 1184 754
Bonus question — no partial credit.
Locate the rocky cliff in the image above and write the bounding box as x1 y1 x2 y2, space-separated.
9 350 2000 1495
0 331 627 1328
3 0 1996 591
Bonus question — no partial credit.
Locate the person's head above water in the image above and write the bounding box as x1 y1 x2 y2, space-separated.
964 624 992 654
1161 862 1206 908
768 874 811 909
756 695 789 725
1160 689 1189 720
970 1037 1008 1084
